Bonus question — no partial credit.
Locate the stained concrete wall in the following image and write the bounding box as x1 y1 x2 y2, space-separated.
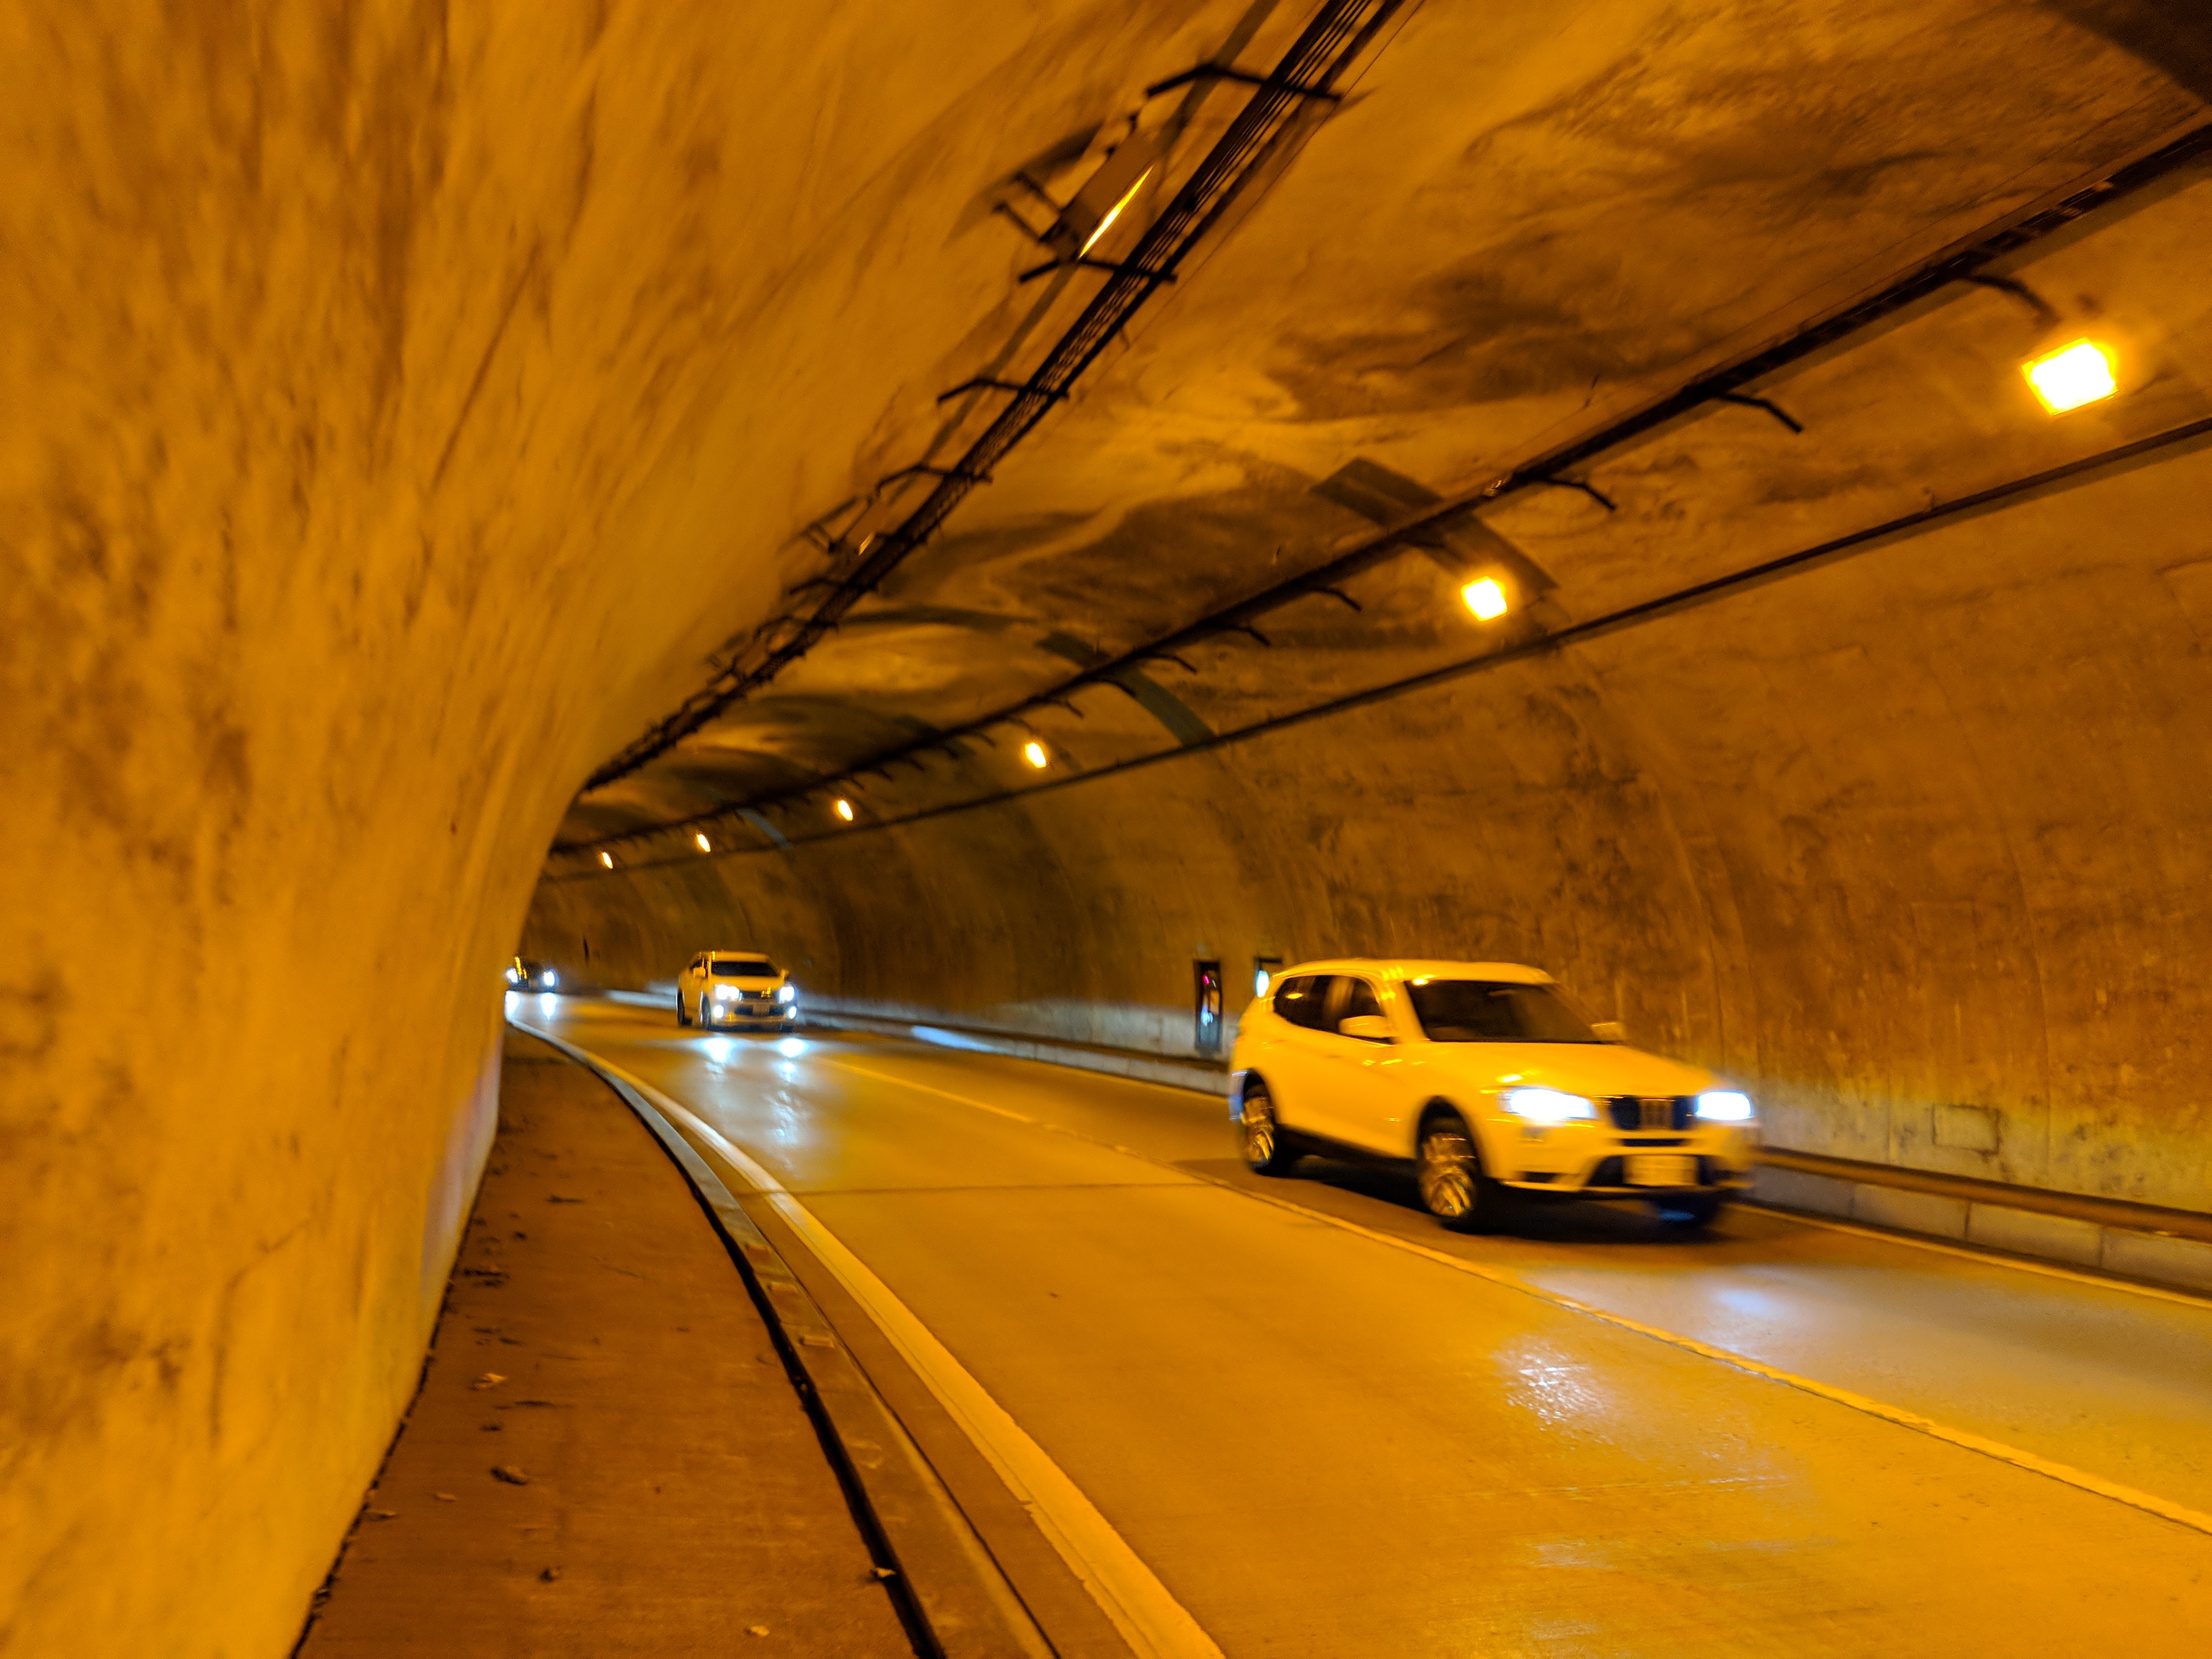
530 432 2212 1215
0 4 1257 1653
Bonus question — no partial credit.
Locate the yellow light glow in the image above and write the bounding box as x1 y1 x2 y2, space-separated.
1023 740 1048 769
2023 338 2117 414
599 851 614 869
1081 168 1154 255
693 832 710 853
1462 577 1509 620
833 798 855 822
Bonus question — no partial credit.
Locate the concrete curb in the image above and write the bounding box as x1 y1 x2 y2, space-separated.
1750 1163 2212 1298
509 1020 1055 1658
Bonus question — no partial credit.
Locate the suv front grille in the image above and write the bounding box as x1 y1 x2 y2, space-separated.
1606 1096 1693 1131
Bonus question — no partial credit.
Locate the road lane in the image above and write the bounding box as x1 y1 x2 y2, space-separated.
525 1000 2212 1655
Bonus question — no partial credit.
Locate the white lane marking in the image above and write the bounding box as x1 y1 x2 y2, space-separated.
1739 1200 2212 1311
827 1051 2212 1542
538 1033 1224 1659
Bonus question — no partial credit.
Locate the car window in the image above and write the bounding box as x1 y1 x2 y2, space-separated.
1337 978 1383 1033
1403 980 1599 1043
1273 975 1331 1030
711 958 781 978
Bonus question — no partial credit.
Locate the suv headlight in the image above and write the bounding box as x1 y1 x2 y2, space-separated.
1502 1087 1595 1124
713 984 737 1000
1695 1090 1755 1122
541 969 557 988
776 984 795 1003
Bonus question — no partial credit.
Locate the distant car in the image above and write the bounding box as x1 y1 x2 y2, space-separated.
1230 960 1757 1230
676 951 797 1032
505 956 558 991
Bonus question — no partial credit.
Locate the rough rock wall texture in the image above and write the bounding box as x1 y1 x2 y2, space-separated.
0 3 1250 1653
529 431 2212 1215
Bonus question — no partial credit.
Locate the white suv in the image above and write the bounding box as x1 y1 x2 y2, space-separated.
676 952 798 1032
1231 960 1756 1229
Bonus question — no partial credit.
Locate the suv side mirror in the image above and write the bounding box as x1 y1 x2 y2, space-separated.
1338 1014 1394 1043
1591 1020 1628 1044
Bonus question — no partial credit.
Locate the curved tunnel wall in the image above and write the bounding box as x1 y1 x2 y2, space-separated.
0 3 1262 1652
531 433 2212 1213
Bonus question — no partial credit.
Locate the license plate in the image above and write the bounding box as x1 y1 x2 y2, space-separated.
1626 1154 1699 1187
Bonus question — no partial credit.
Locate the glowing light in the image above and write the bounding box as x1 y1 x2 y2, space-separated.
694 832 711 853
2023 338 2116 413
1696 1090 1756 1122
1462 577 1509 620
599 851 614 868
541 969 557 988
1023 740 1048 769
1254 968 1271 996
1502 1087 1595 1124
776 984 796 1003
1081 168 1153 255
833 798 854 822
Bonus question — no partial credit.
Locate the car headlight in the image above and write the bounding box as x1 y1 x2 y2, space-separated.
776 984 795 1003
1696 1090 1755 1122
713 985 737 1000
541 969 557 988
1502 1087 1595 1124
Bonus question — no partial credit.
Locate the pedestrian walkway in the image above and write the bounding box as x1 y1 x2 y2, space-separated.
296 1029 913 1656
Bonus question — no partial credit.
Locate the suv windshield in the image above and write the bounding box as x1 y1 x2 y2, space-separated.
710 958 780 978
1404 980 1599 1043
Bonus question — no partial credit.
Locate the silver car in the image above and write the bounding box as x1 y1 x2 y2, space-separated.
676 951 797 1032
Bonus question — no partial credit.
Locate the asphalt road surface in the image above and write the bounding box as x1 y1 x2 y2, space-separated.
516 996 2212 1656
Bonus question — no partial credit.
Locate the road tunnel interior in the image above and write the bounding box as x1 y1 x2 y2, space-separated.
10 2 2212 1653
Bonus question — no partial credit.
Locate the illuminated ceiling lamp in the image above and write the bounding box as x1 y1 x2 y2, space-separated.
1462 576 1509 621
1051 132 1163 257
1022 740 1049 769
833 798 855 822
2023 338 2118 414
599 851 614 869
693 832 711 853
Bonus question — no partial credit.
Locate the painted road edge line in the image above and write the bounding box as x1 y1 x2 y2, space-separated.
846 1049 2212 1542
537 1032 1225 1659
1226 1181 2212 1540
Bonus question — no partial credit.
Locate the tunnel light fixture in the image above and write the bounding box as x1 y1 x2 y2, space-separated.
1081 168 1153 254
833 798 855 822
693 832 711 853
1023 740 1049 769
2023 338 2117 414
599 851 614 869
1462 577 1509 621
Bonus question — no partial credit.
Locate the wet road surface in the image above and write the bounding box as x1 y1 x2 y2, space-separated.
517 997 2212 1656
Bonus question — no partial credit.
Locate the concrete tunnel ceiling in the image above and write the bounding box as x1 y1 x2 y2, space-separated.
8 2 2212 1654
551 0 2212 854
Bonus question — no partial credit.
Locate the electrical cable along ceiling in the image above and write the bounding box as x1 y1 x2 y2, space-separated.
549 0 2212 877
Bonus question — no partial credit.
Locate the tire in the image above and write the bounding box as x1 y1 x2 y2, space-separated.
1653 1193 1726 1230
676 991 690 1027
1237 1080 1300 1176
1416 1107 1510 1232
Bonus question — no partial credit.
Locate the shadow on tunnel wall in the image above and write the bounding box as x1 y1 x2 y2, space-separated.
531 433 2212 1216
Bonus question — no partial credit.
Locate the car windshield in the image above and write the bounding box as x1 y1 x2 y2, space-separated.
1403 980 1599 1043
710 958 779 978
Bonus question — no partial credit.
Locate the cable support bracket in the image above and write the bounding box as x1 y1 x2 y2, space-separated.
1017 255 1177 285
1310 585 1363 612
936 377 1066 405
1533 473 1618 512
1711 392 1805 435
1145 63 1343 102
